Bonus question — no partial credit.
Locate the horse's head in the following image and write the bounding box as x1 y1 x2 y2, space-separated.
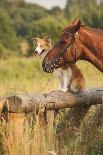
42 18 81 73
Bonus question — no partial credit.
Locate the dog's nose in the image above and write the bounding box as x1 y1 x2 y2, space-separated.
35 51 38 54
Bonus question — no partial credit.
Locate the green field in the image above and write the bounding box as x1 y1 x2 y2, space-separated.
0 57 102 96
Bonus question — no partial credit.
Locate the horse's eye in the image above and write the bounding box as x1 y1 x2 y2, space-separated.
65 32 69 35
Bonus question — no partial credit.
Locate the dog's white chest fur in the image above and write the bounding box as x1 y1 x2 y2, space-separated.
55 67 73 92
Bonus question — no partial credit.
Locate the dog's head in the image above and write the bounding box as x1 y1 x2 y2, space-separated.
31 36 52 56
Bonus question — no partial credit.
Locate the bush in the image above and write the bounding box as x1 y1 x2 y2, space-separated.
0 8 18 51
28 16 68 56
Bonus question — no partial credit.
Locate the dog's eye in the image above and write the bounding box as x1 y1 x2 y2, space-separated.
61 40 66 44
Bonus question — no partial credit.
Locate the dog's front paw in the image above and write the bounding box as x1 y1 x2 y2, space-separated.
59 88 68 92
71 87 79 93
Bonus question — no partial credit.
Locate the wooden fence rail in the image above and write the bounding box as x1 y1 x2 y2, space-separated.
5 87 103 113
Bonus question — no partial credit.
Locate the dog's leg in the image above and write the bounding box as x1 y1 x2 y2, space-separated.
70 78 85 93
59 71 64 90
71 80 79 93
55 70 64 91
61 68 73 92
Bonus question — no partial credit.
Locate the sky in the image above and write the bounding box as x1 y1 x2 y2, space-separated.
26 0 67 9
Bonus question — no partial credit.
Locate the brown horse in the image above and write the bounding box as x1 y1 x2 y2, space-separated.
42 18 103 73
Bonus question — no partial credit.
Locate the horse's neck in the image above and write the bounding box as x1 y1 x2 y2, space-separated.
78 28 103 73
82 45 103 73
80 28 103 59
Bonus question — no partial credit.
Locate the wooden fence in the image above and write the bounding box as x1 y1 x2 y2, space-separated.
0 87 103 154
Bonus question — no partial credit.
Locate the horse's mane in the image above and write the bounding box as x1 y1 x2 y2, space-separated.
82 25 103 37
63 24 103 38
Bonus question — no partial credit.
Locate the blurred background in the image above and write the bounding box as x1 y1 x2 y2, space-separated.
0 0 102 96
0 0 103 57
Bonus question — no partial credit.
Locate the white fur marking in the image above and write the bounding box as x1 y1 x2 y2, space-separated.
35 43 43 55
61 68 73 92
55 67 73 92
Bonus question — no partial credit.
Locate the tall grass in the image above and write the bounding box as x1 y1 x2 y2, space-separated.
0 57 58 96
0 57 102 96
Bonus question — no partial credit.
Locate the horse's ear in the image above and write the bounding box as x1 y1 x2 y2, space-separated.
72 18 81 32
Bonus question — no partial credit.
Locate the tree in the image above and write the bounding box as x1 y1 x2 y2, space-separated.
65 0 103 28
49 6 63 15
28 16 68 55
0 8 18 51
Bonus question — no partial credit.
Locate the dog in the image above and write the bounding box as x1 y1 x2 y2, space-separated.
31 36 85 92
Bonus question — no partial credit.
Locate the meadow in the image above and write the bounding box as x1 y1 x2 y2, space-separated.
0 57 102 96
0 57 103 155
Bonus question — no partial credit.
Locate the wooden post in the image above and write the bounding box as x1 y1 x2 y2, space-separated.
0 98 6 115
46 110 55 152
6 113 25 155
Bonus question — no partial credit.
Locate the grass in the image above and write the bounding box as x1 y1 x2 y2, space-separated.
77 60 103 88
0 57 103 155
0 57 58 96
0 57 102 96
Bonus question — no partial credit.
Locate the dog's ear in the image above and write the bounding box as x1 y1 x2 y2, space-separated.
31 38 37 44
44 36 51 43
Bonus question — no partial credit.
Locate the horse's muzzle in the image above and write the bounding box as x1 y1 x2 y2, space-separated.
42 57 64 73
42 60 54 73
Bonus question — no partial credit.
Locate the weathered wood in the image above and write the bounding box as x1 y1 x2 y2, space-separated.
6 113 25 154
0 97 6 114
46 110 55 151
6 88 103 113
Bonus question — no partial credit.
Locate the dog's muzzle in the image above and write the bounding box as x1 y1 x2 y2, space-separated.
39 49 46 56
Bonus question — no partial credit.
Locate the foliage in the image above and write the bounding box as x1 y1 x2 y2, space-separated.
28 15 68 55
0 0 48 57
0 0 102 58
0 8 18 52
65 0 103 28
48 6 64 16
7 2 48 37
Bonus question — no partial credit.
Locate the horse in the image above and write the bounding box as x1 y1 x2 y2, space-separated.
42 18 103 73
